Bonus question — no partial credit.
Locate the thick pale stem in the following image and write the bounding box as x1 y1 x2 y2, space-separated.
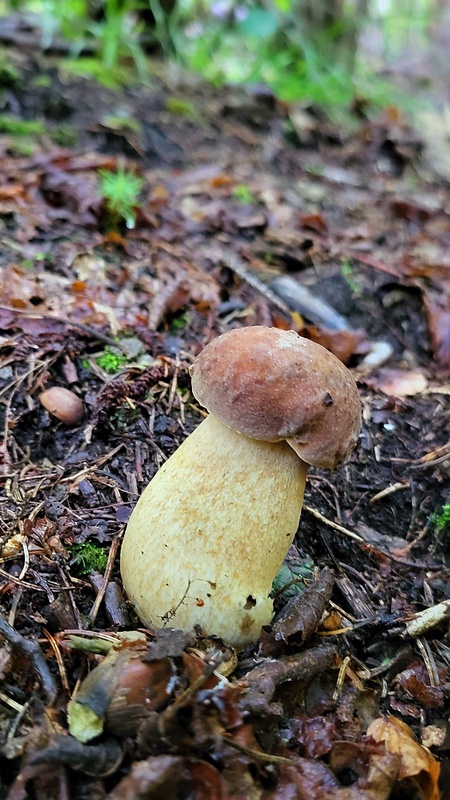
120 415 308 647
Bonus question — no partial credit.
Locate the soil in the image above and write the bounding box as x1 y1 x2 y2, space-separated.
0 29 449 800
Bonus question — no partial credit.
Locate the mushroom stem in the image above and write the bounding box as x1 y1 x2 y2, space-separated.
120 414 308 647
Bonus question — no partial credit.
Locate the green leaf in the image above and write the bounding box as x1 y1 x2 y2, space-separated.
238 9 279 40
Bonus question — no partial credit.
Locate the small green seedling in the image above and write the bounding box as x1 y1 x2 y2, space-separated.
69 541 108 575
233 184 256 205
165 97 197 118
341 259 359 293
433 499 450 534
0 115 46 137
95 345 128 374
98 164 144 229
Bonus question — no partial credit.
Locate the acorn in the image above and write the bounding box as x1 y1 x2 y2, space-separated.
39 387 84 425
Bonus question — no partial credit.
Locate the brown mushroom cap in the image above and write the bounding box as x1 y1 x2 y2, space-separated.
189 326 361 469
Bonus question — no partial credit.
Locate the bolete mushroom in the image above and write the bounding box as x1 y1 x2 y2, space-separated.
120 326 361 647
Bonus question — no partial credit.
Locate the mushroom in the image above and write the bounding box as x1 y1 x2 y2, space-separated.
120 327 361 647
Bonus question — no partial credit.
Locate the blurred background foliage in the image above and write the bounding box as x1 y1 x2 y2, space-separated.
0 0 447 112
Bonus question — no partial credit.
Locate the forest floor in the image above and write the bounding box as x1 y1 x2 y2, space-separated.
0 23 449 800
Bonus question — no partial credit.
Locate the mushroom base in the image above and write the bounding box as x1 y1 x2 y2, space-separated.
120 415 307 647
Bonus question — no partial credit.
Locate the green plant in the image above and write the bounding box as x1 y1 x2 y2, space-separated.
433 499 450 534
165 97 197 118
69 541 108 575
340 259 359 293
60 57 136 89
170 312 191 332
95 345 128 374
0 115 46 136
233 184 256 205
98 164 144 229
89 0 147 77
109 405 140 429
0 50 20 87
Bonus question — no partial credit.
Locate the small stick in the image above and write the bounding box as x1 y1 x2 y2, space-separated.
221 735 294 764
205 249 292 316
0 305 127 351
303 505 364 543
43 628 70 694
416 637 440 688
369 482 409 504
89 534 122 624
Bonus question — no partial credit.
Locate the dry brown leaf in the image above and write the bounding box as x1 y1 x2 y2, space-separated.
367 715 440 800
305 326 367 365
267 567 335 653
365 368 428 397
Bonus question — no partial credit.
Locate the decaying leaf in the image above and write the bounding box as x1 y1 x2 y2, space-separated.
67 638 175 742
266 567 335 653
396 662 445 709
364 368 428 397
106 755 188 799
367 715 440 800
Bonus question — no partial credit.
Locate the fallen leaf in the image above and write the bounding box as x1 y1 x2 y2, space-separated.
367 715 440 800
106 755 187 799
267 567 335 652
365 368 428 397
396 663 445 709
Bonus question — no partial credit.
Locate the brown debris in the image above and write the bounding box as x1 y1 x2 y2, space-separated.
266 567 335 653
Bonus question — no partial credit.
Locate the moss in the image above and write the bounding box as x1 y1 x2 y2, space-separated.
95 346 128 374
101 114 143 134
433 499 450 534
233 184 256 204
165 97 197 119
60 58 135 89
0 115 46 137
69 541 108 576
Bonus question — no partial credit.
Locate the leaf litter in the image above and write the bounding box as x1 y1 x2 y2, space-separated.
0 46 449 800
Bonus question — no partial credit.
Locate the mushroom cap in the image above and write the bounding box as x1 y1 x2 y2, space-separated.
189 326 361 469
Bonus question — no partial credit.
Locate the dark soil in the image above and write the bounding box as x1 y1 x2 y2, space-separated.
0 32 449 800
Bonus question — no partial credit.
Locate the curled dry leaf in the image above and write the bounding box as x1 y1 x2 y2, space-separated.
304 326 367 365
67 640 175 743
367 715 440 800
396 662 445 709
265 567 335 654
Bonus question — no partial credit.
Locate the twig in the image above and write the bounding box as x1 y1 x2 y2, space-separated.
0 566 45 592
303 505 365 543
221 735 294 764
89 533 122 624
0 615 57 702
0 305 127 351
205 249 292 316
414 440 450 464
43 629 70 694
416 637 440 688
369 482 409 504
